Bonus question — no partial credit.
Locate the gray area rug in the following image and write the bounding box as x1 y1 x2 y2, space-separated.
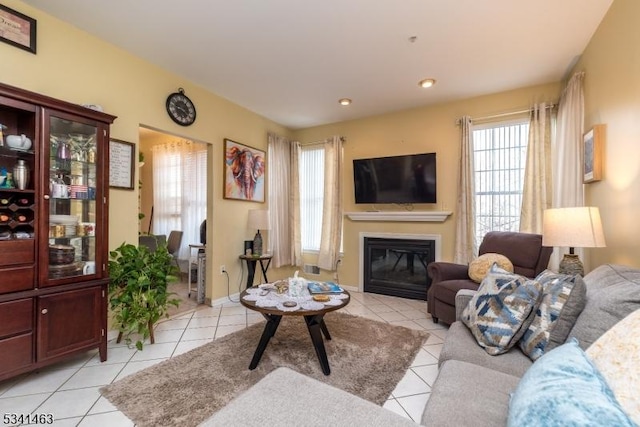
100 311 429 427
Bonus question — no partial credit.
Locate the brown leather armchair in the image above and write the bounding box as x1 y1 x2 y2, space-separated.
427 231 552 325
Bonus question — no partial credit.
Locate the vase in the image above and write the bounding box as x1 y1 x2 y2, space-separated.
13 160 29 190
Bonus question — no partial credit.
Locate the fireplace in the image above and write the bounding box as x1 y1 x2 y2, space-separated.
360 233 439 300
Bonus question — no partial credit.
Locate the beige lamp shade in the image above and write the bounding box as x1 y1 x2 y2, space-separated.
542 207 606 248
247 209 270 231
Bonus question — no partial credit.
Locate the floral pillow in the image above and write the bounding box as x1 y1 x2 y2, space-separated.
586 309 640 425
462 264 542 355
519 270 587 361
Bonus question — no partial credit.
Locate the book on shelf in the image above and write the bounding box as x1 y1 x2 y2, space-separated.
307 281 343 294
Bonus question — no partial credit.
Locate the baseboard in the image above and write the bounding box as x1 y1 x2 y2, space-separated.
210 292 241 306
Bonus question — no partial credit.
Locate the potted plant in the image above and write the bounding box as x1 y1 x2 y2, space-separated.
108 242 180 350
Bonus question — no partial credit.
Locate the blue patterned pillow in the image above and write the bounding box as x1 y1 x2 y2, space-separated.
508 339 636 427
519 270 587 360
462 264 543 355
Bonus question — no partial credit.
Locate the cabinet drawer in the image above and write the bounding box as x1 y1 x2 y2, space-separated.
0 299 33 339
0 333 33 376
0 239 35 267
0 266 34 294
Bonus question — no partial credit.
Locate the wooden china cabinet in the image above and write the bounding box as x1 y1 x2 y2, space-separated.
0 82 116 381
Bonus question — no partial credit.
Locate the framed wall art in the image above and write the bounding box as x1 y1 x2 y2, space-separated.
583 124 605 183
109 139 135 190
223 138 265 202
0 4 37 54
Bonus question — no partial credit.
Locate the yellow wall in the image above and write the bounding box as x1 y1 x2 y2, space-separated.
2 0 291 300
284 82 560 287
9 0 635 297
573 0 640 268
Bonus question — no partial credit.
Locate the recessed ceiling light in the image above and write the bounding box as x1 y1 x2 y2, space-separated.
338 98 352 106
418 78 436 88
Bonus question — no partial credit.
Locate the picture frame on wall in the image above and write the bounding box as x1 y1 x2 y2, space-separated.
223 138 266 202
583 124 605 183
0 4 37 54
109 139 136 190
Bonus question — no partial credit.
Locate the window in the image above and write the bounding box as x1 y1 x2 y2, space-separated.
152 142 207 259
299 145 324 251
473 121 529 246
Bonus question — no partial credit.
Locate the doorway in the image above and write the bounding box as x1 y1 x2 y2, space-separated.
138 126 209 310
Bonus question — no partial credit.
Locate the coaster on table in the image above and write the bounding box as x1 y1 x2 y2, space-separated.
331 293 349 300
245 288 262 295
242 294 259 302
324 299 343 306
276 301 300 312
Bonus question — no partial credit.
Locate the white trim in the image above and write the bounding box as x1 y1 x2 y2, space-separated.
346 211 451 222
210 293 240 307
358 232 442 292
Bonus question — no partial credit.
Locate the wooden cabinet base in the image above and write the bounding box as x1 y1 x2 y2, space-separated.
0 333 33 379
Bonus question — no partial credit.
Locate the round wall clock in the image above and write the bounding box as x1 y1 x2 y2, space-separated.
166 88 196 126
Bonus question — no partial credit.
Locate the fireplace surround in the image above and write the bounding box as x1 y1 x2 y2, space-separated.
359 233 441 300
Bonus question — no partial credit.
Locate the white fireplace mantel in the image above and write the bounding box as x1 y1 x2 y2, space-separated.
346 211 452 222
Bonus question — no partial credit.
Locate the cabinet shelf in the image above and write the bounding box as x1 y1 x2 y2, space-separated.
0 188 35 194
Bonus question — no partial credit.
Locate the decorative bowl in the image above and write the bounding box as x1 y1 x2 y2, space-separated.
6 134 32 150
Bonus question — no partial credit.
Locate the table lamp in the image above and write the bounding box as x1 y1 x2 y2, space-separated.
542 207 606 276
247 209 270 256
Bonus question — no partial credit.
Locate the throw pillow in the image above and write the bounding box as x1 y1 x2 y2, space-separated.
508 339 635 427
518 270 587 361
586 308 640 425
468 253 514 283
462 264 542 355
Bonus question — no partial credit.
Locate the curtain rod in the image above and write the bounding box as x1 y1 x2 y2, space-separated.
456 103 556 125
301 136 346 146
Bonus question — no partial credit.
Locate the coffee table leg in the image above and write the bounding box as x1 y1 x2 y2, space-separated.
249 314 282 370
305 314 331 375
319 318 332 340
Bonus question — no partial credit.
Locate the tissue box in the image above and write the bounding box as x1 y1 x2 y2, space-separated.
288 277 307 298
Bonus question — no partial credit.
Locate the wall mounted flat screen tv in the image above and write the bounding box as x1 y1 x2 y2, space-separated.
353 153 436 204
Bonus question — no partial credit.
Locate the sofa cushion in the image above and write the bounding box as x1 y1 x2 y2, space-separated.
421 360 520 427
462 265 543 355
468 253 514 283
201 367 418 427
569 264 640 349
518 270 587 360
439 321 533 378
587 308 640 425
508 339 635 427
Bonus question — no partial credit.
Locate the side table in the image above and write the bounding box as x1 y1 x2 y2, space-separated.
239 254 272 288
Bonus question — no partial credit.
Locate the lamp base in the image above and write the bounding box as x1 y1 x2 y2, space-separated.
253 230 263 256
559 254 584 277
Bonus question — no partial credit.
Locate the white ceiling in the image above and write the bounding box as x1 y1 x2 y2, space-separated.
24 0 612 129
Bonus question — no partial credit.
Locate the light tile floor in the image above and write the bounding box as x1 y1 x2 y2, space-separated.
0 291 447 426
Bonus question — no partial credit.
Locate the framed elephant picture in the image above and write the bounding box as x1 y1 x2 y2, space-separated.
224 138 266 202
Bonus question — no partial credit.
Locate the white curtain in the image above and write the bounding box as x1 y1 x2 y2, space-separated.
317 136 344 271
454 117 477 264
551 72 585 269
152 140 207 262
267 132 294 268
290 141 303 266
520 103 552 234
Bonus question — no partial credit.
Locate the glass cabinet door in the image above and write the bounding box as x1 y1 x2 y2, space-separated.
47 115 99 282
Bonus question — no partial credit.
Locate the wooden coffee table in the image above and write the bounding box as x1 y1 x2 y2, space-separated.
240 288 350 375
